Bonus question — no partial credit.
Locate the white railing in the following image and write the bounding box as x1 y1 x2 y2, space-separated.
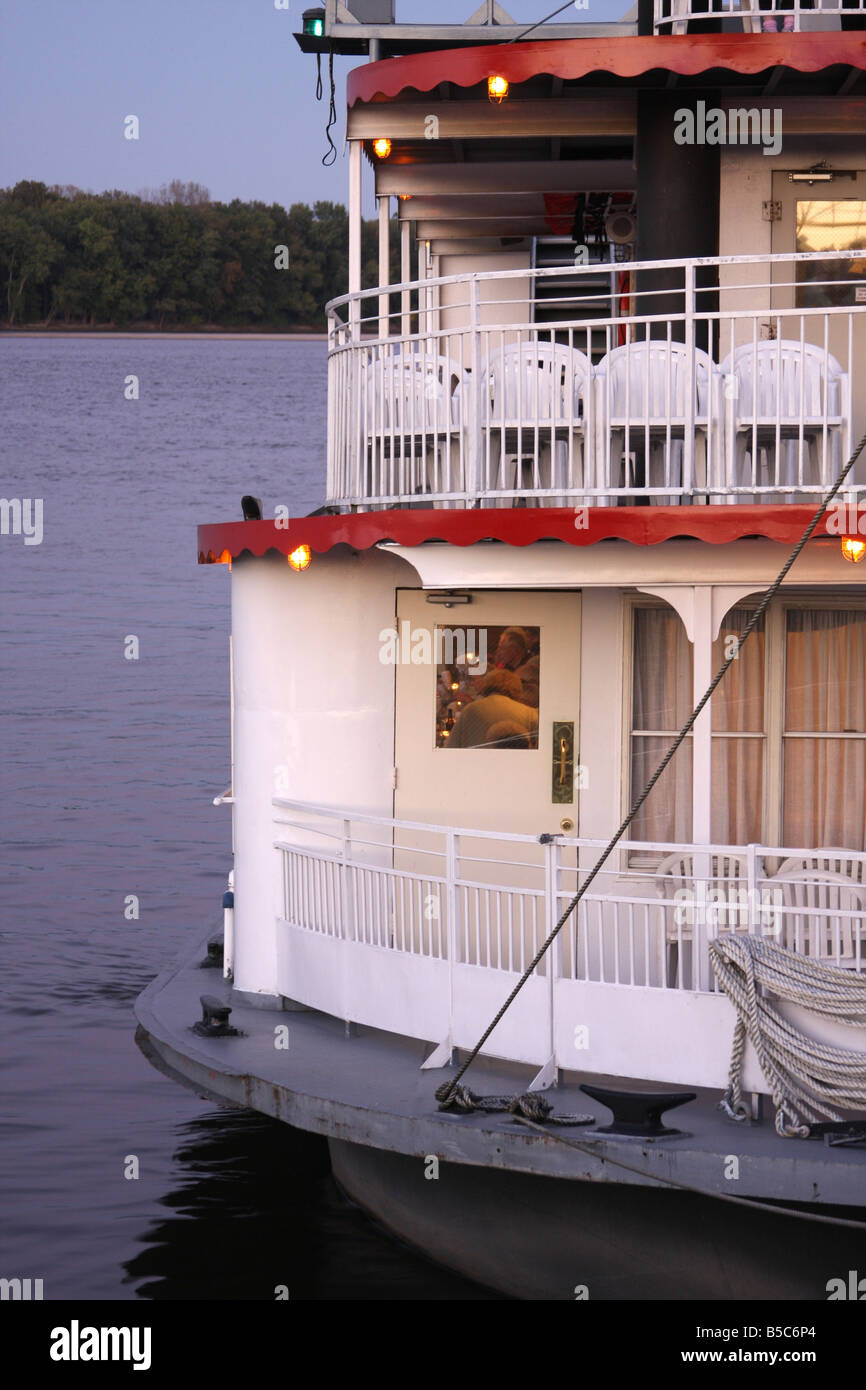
654 0 866 33
326 251 866 511
271 799 866 1087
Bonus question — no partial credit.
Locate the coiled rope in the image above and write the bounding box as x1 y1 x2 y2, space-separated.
437 428 866 1112
710 934 866 1139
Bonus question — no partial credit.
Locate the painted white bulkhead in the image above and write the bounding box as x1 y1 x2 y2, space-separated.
229 546 418 996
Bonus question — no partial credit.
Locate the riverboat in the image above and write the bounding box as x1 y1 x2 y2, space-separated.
136 1 866 1299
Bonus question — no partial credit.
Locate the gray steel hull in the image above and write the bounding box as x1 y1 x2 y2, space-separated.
329 1136 866 1301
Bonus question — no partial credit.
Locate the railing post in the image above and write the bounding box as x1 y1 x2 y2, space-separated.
683 260 696 501
542 837 560 1088
469 276 482 504
746 842 758 946
378 194 390 341
400 219 411 340
341 816 354 942
445 830 458 1053
327 312 337 502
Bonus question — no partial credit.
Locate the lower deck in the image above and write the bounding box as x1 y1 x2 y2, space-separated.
135 929 866 1208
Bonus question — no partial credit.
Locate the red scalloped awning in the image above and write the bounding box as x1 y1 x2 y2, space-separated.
198 505 840 563
347 34 866 105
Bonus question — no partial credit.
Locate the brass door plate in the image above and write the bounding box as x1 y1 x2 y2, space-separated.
552 720 574 804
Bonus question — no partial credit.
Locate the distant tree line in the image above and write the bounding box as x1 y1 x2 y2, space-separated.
0 181 399 329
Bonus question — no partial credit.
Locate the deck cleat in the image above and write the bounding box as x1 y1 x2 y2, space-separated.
192 994 238 1038
580 1083 696 1138
201 938 224 969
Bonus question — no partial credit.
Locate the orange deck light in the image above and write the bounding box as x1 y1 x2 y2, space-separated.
288 544 312 571
373 138 392 159
488 74 509 103
219 549 232 568
842 537 866 564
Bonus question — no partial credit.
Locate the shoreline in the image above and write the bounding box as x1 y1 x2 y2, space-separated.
0 329 328 342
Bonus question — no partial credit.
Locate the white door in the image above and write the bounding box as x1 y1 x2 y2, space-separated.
394 588 581 837
771 173 866 457
392 589 581 974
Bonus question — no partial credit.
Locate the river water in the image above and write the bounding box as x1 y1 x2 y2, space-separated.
0 337 495 1300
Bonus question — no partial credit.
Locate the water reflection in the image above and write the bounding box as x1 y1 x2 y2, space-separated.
125 1110 502 1300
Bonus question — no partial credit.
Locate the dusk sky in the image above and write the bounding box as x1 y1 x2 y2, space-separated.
2 0 626 213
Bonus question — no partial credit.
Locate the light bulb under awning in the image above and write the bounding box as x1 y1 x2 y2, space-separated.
842 537 866 564
487 74 508 103
288 544 312 571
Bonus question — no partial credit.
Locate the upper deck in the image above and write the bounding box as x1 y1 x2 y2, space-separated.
308 22 866 512
297 0 866 55
326 248 865 509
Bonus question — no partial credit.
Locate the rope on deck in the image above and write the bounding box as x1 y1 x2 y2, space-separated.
435 1084 593 1125
710 934 866 1139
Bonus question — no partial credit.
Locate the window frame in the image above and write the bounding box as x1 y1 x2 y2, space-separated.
624 593 866 861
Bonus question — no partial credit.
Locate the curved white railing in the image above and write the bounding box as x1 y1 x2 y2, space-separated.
654 0 866 32
271 799 866 1088
325 250 866 512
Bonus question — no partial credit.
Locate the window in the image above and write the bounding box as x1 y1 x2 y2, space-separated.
711 607 765 844
783 609 866 848
629 600 866 851
630 607 693 842
436 624 540 749
795 200 866 309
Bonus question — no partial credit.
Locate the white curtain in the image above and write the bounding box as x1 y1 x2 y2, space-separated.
784 609 866 850
631 607 693 842
711 607 765 843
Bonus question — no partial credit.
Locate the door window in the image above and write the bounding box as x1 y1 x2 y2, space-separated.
795 200 866 308
437 624 540 749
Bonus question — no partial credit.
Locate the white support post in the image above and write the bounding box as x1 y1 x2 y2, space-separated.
683 260 696 499
529 836 559 1092
348 140 362 333
692 585 713 991
418 827 457 1071
400 219 411 339
378 194 390 341
468 275 482 503
423 241 434 351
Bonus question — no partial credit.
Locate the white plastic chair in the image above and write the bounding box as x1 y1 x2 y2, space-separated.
775 849 866 885
361 351 467 506
772 869 866 969
470 341 592 508
594 341 720 506
718 341 849 503
654 850 750 987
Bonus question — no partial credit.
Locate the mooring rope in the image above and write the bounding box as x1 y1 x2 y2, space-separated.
710 934 866 1139
435 1084 594 1125
436 429 866 1112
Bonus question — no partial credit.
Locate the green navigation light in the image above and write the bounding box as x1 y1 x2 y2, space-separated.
302 9 325 36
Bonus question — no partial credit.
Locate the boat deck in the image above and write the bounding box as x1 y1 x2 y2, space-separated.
135 930 866 1209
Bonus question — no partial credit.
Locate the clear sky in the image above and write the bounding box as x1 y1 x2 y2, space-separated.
1 0 626 212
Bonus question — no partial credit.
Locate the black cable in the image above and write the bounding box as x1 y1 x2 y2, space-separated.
507 0 579 43
437 429 866 1107
319 47 337 167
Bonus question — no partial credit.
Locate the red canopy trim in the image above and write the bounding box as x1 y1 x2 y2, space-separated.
198 505 839 563
347 34 866 105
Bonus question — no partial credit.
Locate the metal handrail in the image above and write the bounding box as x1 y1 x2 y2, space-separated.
326 249 866 322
